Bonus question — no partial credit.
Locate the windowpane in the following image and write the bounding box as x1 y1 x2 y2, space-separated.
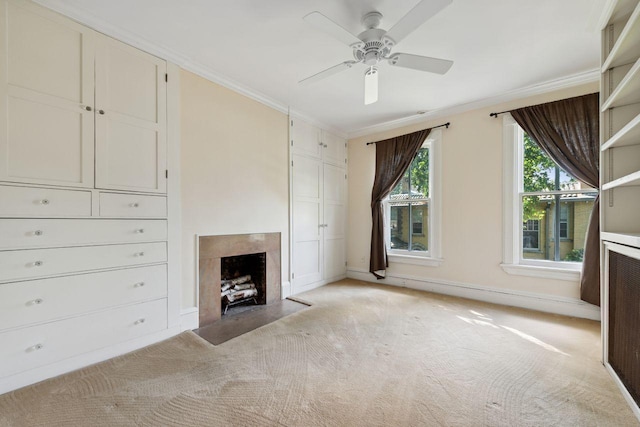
521 194 596 262
410 148 429 198
523 133 576 192
390 205 409 250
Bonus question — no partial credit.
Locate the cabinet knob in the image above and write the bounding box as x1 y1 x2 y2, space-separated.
130 203 140 208
26 343 44 352
98 109 105 115
27 298 44 306
33 230 43 236
135 228 145 234
134 318 146 325
324 144 328 148
84 105 92 111
33 261 43 267
318 142 323 146
39 199 50 205
134 282 145 288
135 252 145 257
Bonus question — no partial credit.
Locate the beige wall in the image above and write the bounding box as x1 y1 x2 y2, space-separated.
347 82 598 300
180 70 289 309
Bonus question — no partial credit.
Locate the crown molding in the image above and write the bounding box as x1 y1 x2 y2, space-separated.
288 109 348 139
33 0 290 116
346 69 600 139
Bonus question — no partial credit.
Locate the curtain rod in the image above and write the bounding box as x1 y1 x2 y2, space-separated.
489 111 510 118
366 122 450 145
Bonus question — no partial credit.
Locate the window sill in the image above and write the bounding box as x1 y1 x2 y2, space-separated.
388 254 443 267
500 263 580 282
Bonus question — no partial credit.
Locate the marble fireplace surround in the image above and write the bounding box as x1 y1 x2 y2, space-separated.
198 233 281 327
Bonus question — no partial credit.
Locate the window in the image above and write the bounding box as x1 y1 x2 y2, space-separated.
383 130 442 265
502 116 597 280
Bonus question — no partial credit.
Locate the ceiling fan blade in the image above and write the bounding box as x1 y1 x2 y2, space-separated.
364 67 379 105
388 53 453 75
303 12 363 47
299 61 357 85
385 0 452 45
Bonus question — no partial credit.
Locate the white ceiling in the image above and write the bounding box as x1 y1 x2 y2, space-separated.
37 0 607 136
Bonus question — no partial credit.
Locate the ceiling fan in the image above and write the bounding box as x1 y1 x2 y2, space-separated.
300 0 454 105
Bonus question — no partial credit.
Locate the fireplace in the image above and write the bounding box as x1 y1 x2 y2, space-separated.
198 233 281 327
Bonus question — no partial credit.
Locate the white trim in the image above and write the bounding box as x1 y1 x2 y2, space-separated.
597 0 620 30
281 281 292 299
388 254 443 267
0 326 180 395
348 70 599 139
289 110 348 140
500 263 580 281
347 267 600 320
605 363 640 422
180 307 198 331
166 61 182 330
291 274 346 296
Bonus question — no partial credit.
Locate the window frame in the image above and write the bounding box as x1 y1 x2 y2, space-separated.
501 115 593 281
383 129 442 267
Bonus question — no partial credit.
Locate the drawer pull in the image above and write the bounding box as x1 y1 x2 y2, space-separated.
134 282 145 288
26 343 44 352
130 203 140 208
39 199 50 205
135 252 145 257
135 228 145 234
27 298 44 306
33 230 43 236
33 261 43 267
134 318 146 325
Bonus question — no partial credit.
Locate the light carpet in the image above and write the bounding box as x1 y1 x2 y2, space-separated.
1 279 638 426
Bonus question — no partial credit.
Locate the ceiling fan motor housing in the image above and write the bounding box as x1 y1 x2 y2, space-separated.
353 28 391 65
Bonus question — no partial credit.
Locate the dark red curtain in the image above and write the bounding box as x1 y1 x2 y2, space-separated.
370 128 431 278
511 93 600 305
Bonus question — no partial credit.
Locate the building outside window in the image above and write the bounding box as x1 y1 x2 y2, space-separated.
519 131 597 264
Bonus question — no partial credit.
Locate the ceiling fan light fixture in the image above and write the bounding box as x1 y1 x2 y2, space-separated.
364 66 378 105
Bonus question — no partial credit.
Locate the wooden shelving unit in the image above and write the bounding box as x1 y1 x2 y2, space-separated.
600 0 640 422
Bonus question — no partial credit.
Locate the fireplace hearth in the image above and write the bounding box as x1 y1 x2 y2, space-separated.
199 233 281 327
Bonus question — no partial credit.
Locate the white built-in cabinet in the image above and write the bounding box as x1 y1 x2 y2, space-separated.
290 117 347 294
600 0 640 420
0 0 172 393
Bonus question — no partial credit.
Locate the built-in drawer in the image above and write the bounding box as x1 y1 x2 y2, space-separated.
0 242 166 283
0 265 167 331
0 298 167 378
0 219 167 250
99 192 167 218
0 185 91 217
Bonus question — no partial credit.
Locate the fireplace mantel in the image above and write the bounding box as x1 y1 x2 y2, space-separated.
198 233 281 327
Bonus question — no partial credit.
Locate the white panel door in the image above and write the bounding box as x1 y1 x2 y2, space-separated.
323 131 347 167
323 164 347 280
95 35 167 194
0 0 95 187
291 118 322 159
292 154 323 290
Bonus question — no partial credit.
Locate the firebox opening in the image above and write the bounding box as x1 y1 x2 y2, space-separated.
220 252 267 315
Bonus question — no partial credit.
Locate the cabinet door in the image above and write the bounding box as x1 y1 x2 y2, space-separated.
292 154 323 291
95 35 167 194
0 0 95 188
323 164 347 280
323 131 347 167
291 118 322 159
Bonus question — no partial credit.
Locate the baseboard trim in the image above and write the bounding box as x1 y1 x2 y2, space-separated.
0 327 181 395
291 274 346 296
346 268 600 321
180 307 199 331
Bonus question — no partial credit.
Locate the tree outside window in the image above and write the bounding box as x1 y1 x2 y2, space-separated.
521 133 596 262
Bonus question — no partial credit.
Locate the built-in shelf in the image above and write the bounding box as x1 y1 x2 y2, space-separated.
607 0 639 23
602 112 640 150
602 231 640 247
603 2 640 70
602 58 640 111
603 170 640 190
